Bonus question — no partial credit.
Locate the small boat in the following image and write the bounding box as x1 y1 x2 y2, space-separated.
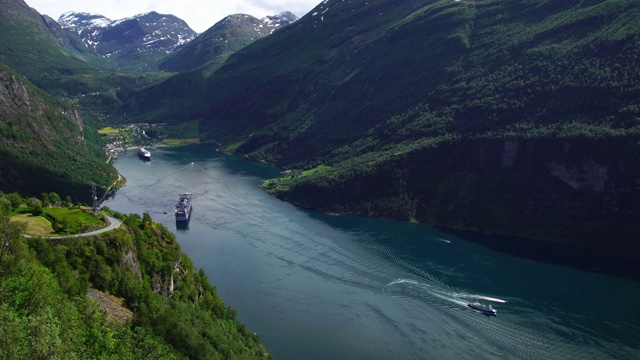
137 147 151 160
175 193 192 222
467 302 497 315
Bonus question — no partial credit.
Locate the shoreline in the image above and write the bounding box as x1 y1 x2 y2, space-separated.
436 226 640 282
108 144 640 283
273 193 640 282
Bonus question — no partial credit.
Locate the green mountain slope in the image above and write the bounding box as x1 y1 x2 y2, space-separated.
126 0 640 259
160 12 298 72
0 64 118 201
0 0 157 101
200 0 640 160
0 0 106 94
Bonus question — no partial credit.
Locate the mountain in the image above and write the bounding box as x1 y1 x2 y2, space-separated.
160 12 298 72
126 0 640 260
58 11 198 72
0 63 118 201
0 0 112 94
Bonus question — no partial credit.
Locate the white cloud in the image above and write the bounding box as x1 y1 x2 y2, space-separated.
25 0 319 32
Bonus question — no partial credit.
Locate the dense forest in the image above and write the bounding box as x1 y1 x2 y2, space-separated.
0 194 269 359
0 64 120 202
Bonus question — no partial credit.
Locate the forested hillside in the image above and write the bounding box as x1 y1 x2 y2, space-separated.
0 0 109 94
0 64 118 202
0 201 269 359
125 0 640 259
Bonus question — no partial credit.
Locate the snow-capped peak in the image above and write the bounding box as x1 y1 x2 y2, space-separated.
58 11 111 29
57 11 197 61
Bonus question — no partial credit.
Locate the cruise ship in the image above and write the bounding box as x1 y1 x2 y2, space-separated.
137 147 151 161
175 193 192 222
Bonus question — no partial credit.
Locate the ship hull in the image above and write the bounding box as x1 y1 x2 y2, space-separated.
175 205 191 222
175 193 192 222
137 148 151 161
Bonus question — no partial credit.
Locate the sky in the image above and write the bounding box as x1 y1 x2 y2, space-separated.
25 0 320 33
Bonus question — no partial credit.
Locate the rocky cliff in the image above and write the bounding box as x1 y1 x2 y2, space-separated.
0 64 117 200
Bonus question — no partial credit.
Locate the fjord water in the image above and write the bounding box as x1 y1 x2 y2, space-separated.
105 145 640 360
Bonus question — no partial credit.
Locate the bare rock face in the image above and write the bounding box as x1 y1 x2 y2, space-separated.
549 158 609 192
501 140 518 168
0 68 84 143
120 248 142 281
0 70 32 111
61 109 84 140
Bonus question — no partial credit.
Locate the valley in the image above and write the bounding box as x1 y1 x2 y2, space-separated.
1 0 640 358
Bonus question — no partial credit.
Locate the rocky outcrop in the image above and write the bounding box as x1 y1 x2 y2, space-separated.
61 109 84 140
120 248 142 281
0 68 85 143
0 70 34 111
87 287 134 326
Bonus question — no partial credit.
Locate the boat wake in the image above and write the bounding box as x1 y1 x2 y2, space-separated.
453 294 508 303
220 223 630 359
365 240 629 360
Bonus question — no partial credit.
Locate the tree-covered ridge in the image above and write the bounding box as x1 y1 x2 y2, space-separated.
239 0 640 164
0 199 269 359
0 0 112 95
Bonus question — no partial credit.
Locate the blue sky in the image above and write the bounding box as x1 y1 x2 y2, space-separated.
26 0 319 32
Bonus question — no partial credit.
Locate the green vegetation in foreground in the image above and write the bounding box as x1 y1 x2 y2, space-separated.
11 213 57 237
0 193 269 359
6 192 108 236
42 207 106 235
0 212 184 359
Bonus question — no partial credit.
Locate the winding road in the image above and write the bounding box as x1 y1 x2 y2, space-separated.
23 215 122 239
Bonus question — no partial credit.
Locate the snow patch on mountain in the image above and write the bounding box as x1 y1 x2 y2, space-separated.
57 11 197 57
